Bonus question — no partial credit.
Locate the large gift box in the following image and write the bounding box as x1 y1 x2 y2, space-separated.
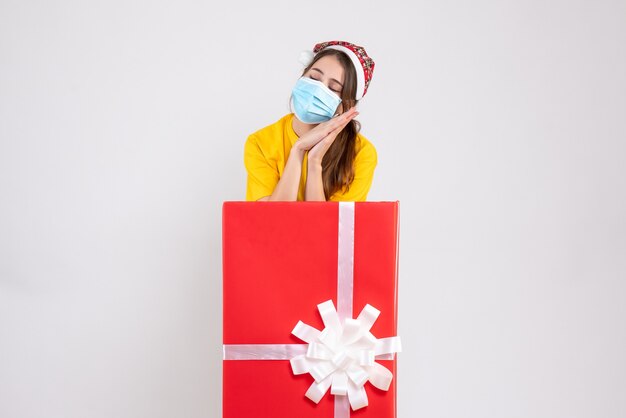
222 201 401 418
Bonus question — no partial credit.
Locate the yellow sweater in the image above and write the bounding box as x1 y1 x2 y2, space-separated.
244 113 377 201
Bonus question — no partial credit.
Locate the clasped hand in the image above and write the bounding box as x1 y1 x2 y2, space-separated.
294 107 359 166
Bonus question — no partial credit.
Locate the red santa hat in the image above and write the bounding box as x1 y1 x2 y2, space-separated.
298 40 375 100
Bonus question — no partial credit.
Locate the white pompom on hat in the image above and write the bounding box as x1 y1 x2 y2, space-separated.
298 50 315 67
298 40 375 100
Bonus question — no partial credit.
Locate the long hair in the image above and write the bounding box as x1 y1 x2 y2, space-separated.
291 49 361 200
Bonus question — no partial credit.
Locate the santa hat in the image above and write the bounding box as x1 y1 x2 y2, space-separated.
298 40 375 100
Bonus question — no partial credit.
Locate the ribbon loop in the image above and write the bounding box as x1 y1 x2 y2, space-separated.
339 318 362 345
346 365 369 387
292 321 321 343
318 300 342 333
356 304 380 331
290 354 310 375
347 380 368 411
305 376 332 403
331 372 349 395
307 341 333 360
374 336 403 356
364 362 394 391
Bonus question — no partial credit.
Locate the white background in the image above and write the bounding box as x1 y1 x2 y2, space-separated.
1 1 625 417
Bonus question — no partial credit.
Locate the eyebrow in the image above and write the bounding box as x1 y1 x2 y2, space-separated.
311 67 344 87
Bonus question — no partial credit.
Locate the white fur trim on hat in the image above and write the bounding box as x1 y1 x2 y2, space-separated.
298 50 315 67
322 45 366 100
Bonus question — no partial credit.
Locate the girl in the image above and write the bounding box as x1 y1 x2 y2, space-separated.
244 40 377 202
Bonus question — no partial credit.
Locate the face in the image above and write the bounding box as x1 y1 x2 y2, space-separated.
304 55 345 115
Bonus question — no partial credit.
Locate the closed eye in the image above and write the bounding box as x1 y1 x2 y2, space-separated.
309 76 341 94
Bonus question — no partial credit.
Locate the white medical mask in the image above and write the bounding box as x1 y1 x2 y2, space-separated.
290 77 342 124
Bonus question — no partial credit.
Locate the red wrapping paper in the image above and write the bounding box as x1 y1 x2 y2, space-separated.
222 201 400 418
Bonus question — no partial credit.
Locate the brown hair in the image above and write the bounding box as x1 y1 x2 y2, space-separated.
292 49 361 200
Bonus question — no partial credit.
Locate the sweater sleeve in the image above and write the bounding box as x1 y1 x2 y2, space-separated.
244 134 279 201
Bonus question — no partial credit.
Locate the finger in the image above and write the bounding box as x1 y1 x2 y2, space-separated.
322 123 346 139
325 107 358 128
334 107 358 123
328 118 352 136
325 110 359 133
317 114 356 150
336 110 359 129
313 109 358 140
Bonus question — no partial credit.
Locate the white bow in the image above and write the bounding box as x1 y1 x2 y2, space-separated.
290 300 402 411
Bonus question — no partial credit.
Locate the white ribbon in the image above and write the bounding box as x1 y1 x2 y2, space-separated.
222 202 401 417
223 344 307 360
